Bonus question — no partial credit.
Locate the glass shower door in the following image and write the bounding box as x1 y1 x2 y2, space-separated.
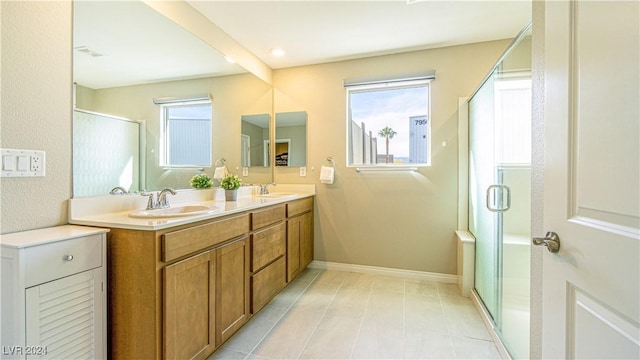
469 70 499 321
468 25 531 359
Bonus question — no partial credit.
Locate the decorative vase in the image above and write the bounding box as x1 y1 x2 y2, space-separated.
225 189 238 201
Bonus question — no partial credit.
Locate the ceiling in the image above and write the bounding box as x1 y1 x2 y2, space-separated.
187 0 532 69
73 1 246 89
73 1 531 89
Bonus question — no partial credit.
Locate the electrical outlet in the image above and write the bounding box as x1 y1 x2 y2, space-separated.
242 167 248 176
31 155 41 172
300 166 307 177
30 151 45 176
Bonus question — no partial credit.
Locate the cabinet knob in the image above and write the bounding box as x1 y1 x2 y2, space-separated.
63 254 74 261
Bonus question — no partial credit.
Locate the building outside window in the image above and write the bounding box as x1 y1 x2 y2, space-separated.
346 77 432 167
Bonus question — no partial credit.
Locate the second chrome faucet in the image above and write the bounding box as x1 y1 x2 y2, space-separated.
259 182 276 195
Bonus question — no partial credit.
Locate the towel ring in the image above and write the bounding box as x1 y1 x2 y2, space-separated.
326 157 336 167
215 158 226 167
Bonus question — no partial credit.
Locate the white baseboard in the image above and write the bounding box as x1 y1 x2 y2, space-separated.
308 260 457 284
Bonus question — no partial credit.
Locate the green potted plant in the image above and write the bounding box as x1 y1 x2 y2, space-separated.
189 173 213 189
220 174 242 201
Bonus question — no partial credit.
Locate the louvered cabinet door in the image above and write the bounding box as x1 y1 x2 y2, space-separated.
25 268 104 360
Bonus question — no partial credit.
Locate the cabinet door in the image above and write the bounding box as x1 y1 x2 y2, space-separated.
25 268 105 360
286 216 302 282
251 256 286 314
300 211 314 269
216 237 250 344
164 250 216 360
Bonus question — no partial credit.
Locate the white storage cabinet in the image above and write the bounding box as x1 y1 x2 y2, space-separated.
0 225 108 360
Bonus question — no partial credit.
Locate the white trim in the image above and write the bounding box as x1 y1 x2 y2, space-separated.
457 97 469 231
308 260 457 283
343 70 436 87
153 94 211 105
470 289 512 360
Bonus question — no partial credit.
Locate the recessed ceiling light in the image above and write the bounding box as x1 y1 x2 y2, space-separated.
224 56 235 64
270 48 285 57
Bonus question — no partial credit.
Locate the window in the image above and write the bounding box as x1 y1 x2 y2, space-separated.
160 100 212 167
346 77 432 167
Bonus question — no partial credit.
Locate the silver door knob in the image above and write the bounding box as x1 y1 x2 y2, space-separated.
533 231 560 253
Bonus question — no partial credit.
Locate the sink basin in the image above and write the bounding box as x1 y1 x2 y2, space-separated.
129 205 217 218
256 193 297 199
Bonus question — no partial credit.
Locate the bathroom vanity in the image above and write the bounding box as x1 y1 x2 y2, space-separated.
69 189 314 360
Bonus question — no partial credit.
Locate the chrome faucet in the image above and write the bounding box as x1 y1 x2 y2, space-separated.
140 192 157 210
157 188 177 208
141 188 177 210
109 186 129 195
259 182 276 195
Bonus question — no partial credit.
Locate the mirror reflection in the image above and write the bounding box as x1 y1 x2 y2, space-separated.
72 0 273 197
73 110 143 197
241 114 270 167
274 111 308 167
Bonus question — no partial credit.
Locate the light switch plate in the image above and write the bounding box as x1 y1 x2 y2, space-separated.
1 149 46 177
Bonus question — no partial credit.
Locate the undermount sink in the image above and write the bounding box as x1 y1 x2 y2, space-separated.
129 205 217 218
256 193 297 199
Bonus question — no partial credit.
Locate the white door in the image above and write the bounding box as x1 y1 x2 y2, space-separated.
542 1 639 358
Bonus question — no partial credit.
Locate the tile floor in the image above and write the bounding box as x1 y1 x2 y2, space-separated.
209 268 502 360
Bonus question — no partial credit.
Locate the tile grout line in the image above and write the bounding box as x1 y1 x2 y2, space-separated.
347 276 374 360
241 270 322 360
294 276 345 359
437 283 459 360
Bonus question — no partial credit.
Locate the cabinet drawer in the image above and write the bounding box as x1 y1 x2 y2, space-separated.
25 234 103 288
287 197 313 217
251 256 286 313
163 214 248 262
251 205 285 230
251 223 285 272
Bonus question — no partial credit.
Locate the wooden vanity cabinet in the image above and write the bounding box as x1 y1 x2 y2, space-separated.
107 197 313 360
249 205 287 314
286 198 314 282
107 213 249 360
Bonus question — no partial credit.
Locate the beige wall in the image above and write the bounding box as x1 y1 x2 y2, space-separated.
273 40 511 274
1 1 73 234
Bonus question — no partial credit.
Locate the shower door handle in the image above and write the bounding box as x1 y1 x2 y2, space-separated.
533 231 560 253
486 185 511 212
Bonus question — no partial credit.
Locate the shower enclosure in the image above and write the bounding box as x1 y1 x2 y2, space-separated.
468 25 531 359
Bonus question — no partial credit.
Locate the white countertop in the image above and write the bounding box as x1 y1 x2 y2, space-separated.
68 185 315 231
0 225 109 249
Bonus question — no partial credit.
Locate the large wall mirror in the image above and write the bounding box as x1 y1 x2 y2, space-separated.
72 1 273 197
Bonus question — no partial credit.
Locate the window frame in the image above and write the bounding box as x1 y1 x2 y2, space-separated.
159 99 212 168
345 78 433 168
